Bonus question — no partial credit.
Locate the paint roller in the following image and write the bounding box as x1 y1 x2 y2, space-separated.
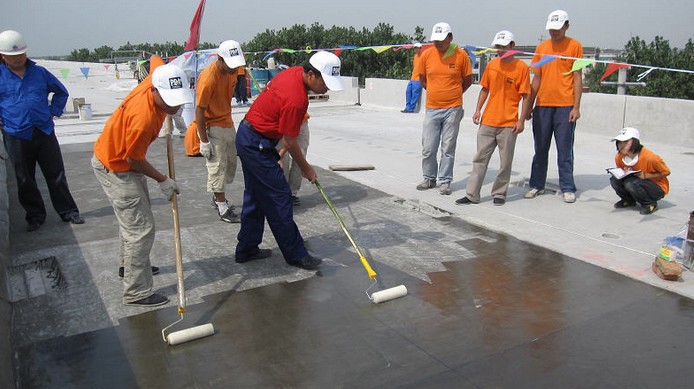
314 179 407 304
160 115 215 345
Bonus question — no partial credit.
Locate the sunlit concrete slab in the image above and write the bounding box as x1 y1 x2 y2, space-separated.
9 135 694 387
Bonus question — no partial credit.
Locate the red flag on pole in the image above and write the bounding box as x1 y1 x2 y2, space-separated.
184 0 206 51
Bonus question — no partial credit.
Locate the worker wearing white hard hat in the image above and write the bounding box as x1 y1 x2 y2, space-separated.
0 30 84 232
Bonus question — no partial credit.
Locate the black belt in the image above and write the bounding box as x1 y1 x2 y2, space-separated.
241 119 256 132
242 119 277 142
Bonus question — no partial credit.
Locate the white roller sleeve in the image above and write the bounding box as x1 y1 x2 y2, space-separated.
371 285 407 304
167 323 215 345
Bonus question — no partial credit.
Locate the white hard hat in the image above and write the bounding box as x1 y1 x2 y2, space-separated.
0 30 28 55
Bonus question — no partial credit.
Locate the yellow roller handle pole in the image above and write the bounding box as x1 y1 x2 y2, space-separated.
165 116 186 315
359 256 378 280
246 66 264 94
315 180 378 279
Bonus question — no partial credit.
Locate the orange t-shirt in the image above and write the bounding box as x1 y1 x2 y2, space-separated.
94 75 166 172
480 57 531 128
149 55 165 73
615 147 670 194
532 37 583 107
410 51 422 81
416 45 472 109
195 61 237 128
184 122 201 156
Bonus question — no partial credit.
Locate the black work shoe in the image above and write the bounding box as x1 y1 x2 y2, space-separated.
62 213 85 224
291 196 301 206
125 293 169 307
400 109 414 113
119 266 160 278
26 220 44 232
493 197 506 206
235 248 272 263
614 200 635 209
289 255 322 270
455 196 475 205
640 203 658 215
220 208 240 223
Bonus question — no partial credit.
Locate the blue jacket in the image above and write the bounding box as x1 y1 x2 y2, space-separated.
0 59 68 140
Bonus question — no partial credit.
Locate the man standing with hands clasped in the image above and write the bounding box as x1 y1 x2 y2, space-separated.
456 30 530 206
415 22 473 195
92 63 193 307
0 30 84 232
194 40 246 223
524 10 584 203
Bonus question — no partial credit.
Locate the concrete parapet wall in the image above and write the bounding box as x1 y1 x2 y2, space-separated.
361 78 409 109
579 93 627 137
328 77 360 105
623 95 694 146
337 77 694 148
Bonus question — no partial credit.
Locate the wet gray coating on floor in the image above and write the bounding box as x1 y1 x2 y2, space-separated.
10 138 694 388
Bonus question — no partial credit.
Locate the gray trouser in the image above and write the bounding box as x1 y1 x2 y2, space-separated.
206 125 237 193
422 106 464 184
466 124 518 202
92 156 155 303
276 121 310 195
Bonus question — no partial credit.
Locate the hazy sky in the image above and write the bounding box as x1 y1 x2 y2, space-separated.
3 0 692 57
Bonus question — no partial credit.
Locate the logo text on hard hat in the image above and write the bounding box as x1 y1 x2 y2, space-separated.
168 77 183 89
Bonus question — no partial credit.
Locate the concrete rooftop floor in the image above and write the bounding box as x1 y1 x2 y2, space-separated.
7 72 694 387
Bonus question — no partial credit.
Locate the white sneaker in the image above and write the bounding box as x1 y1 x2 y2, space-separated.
524 188 544 199
563 192 576 203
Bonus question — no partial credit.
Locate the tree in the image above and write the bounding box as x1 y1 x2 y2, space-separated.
585 36 694 100
64 22 428 83
243 22 424 83
67 41 216 62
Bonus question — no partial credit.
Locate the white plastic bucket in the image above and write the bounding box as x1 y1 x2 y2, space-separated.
78 104 92 121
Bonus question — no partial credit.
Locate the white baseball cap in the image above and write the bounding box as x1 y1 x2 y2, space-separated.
491 30 515 47
309 51 343 91
152 64 193 107
611 127 640 141
546 10 569 30
414 42 422 48
218 40 246 69
430 22 452 42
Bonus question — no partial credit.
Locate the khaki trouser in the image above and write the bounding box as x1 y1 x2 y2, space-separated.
465 124 517 202
92 156 155 303
206 125 237 193
276 122 310 196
